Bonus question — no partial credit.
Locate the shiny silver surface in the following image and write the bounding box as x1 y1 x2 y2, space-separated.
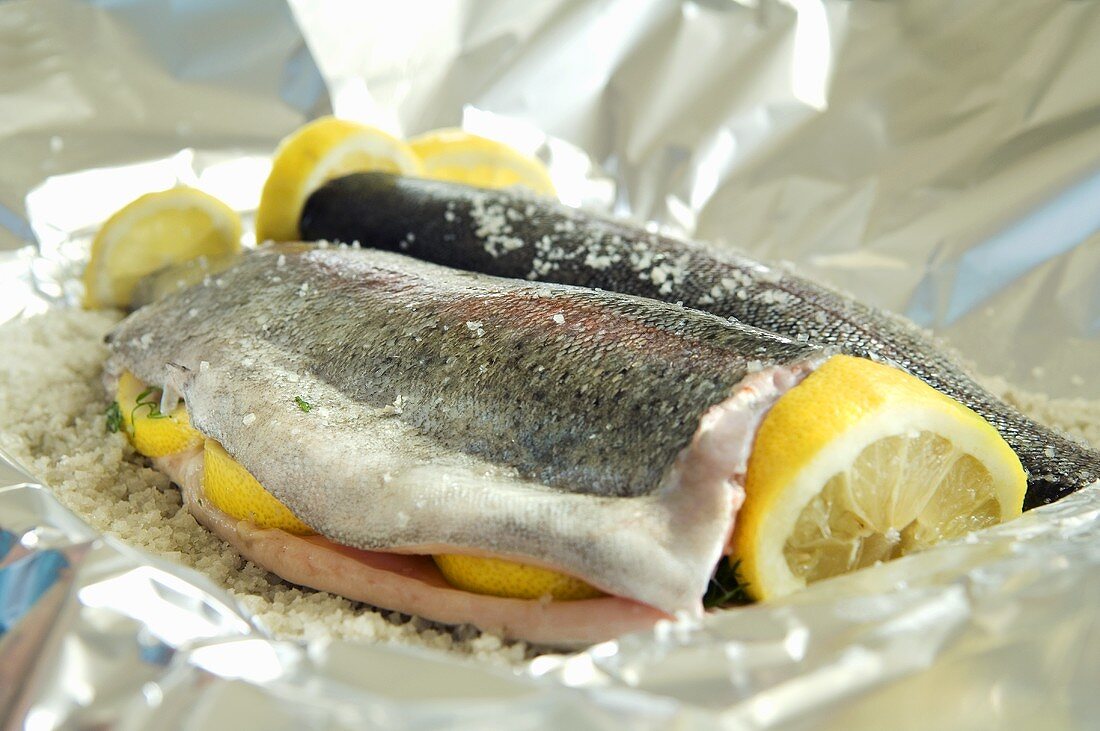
2 0 1099 728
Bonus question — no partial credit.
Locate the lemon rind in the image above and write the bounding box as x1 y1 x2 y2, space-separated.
256 118 423 244
741 402 1026 600
84 187 241 309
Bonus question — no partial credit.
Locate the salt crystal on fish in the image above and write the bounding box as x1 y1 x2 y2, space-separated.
381 395 404 416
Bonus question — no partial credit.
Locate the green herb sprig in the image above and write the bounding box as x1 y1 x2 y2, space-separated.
132 387 169 422
703 558 752 609
106 402 122 433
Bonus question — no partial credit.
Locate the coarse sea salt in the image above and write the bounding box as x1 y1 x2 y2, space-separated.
468 194 526 257
381 394 405 416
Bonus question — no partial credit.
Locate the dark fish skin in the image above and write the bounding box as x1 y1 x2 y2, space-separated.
301 172 1100 510
105 245 822 613
114 246 816 498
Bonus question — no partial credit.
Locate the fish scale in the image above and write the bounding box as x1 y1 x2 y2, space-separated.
301 172 1100 509
275 248 816 496
106 245 823 613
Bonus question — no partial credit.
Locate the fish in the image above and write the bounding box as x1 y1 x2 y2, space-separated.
106 243 826 645
300 172 1100 510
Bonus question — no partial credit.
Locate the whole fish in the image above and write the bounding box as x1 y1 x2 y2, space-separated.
301 172 1100 509
107 244 825 644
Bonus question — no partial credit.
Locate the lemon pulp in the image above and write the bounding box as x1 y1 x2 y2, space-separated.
733 355 1026 600
256 117 422 243
83 187 241 309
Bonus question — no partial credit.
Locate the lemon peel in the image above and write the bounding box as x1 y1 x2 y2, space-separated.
202 439 315 535
410 128 555 196
733 354 1026 600
115 371 203 458
256 117 422 243
434 554 603 601
83 187 241 309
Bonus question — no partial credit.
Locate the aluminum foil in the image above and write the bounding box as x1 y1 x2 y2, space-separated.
3 0 1100 728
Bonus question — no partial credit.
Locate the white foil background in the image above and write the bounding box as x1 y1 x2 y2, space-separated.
2 1 1100 729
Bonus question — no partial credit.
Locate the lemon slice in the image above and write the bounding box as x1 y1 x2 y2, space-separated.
409 128 556 196
83 188 241 309
115 371 203 458
256 117 423 243
733 354 1026 601
434 554 603 600
202 439 314 535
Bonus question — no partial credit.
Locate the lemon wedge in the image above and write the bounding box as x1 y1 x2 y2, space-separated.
733 354 1026 601
202 439 314 535
409 128 556 196
83 188 241 309
115 371 203 458
256 117 423 243
434 554 603 600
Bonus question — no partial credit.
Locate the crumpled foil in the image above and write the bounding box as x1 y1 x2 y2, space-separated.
3 0 1100 728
